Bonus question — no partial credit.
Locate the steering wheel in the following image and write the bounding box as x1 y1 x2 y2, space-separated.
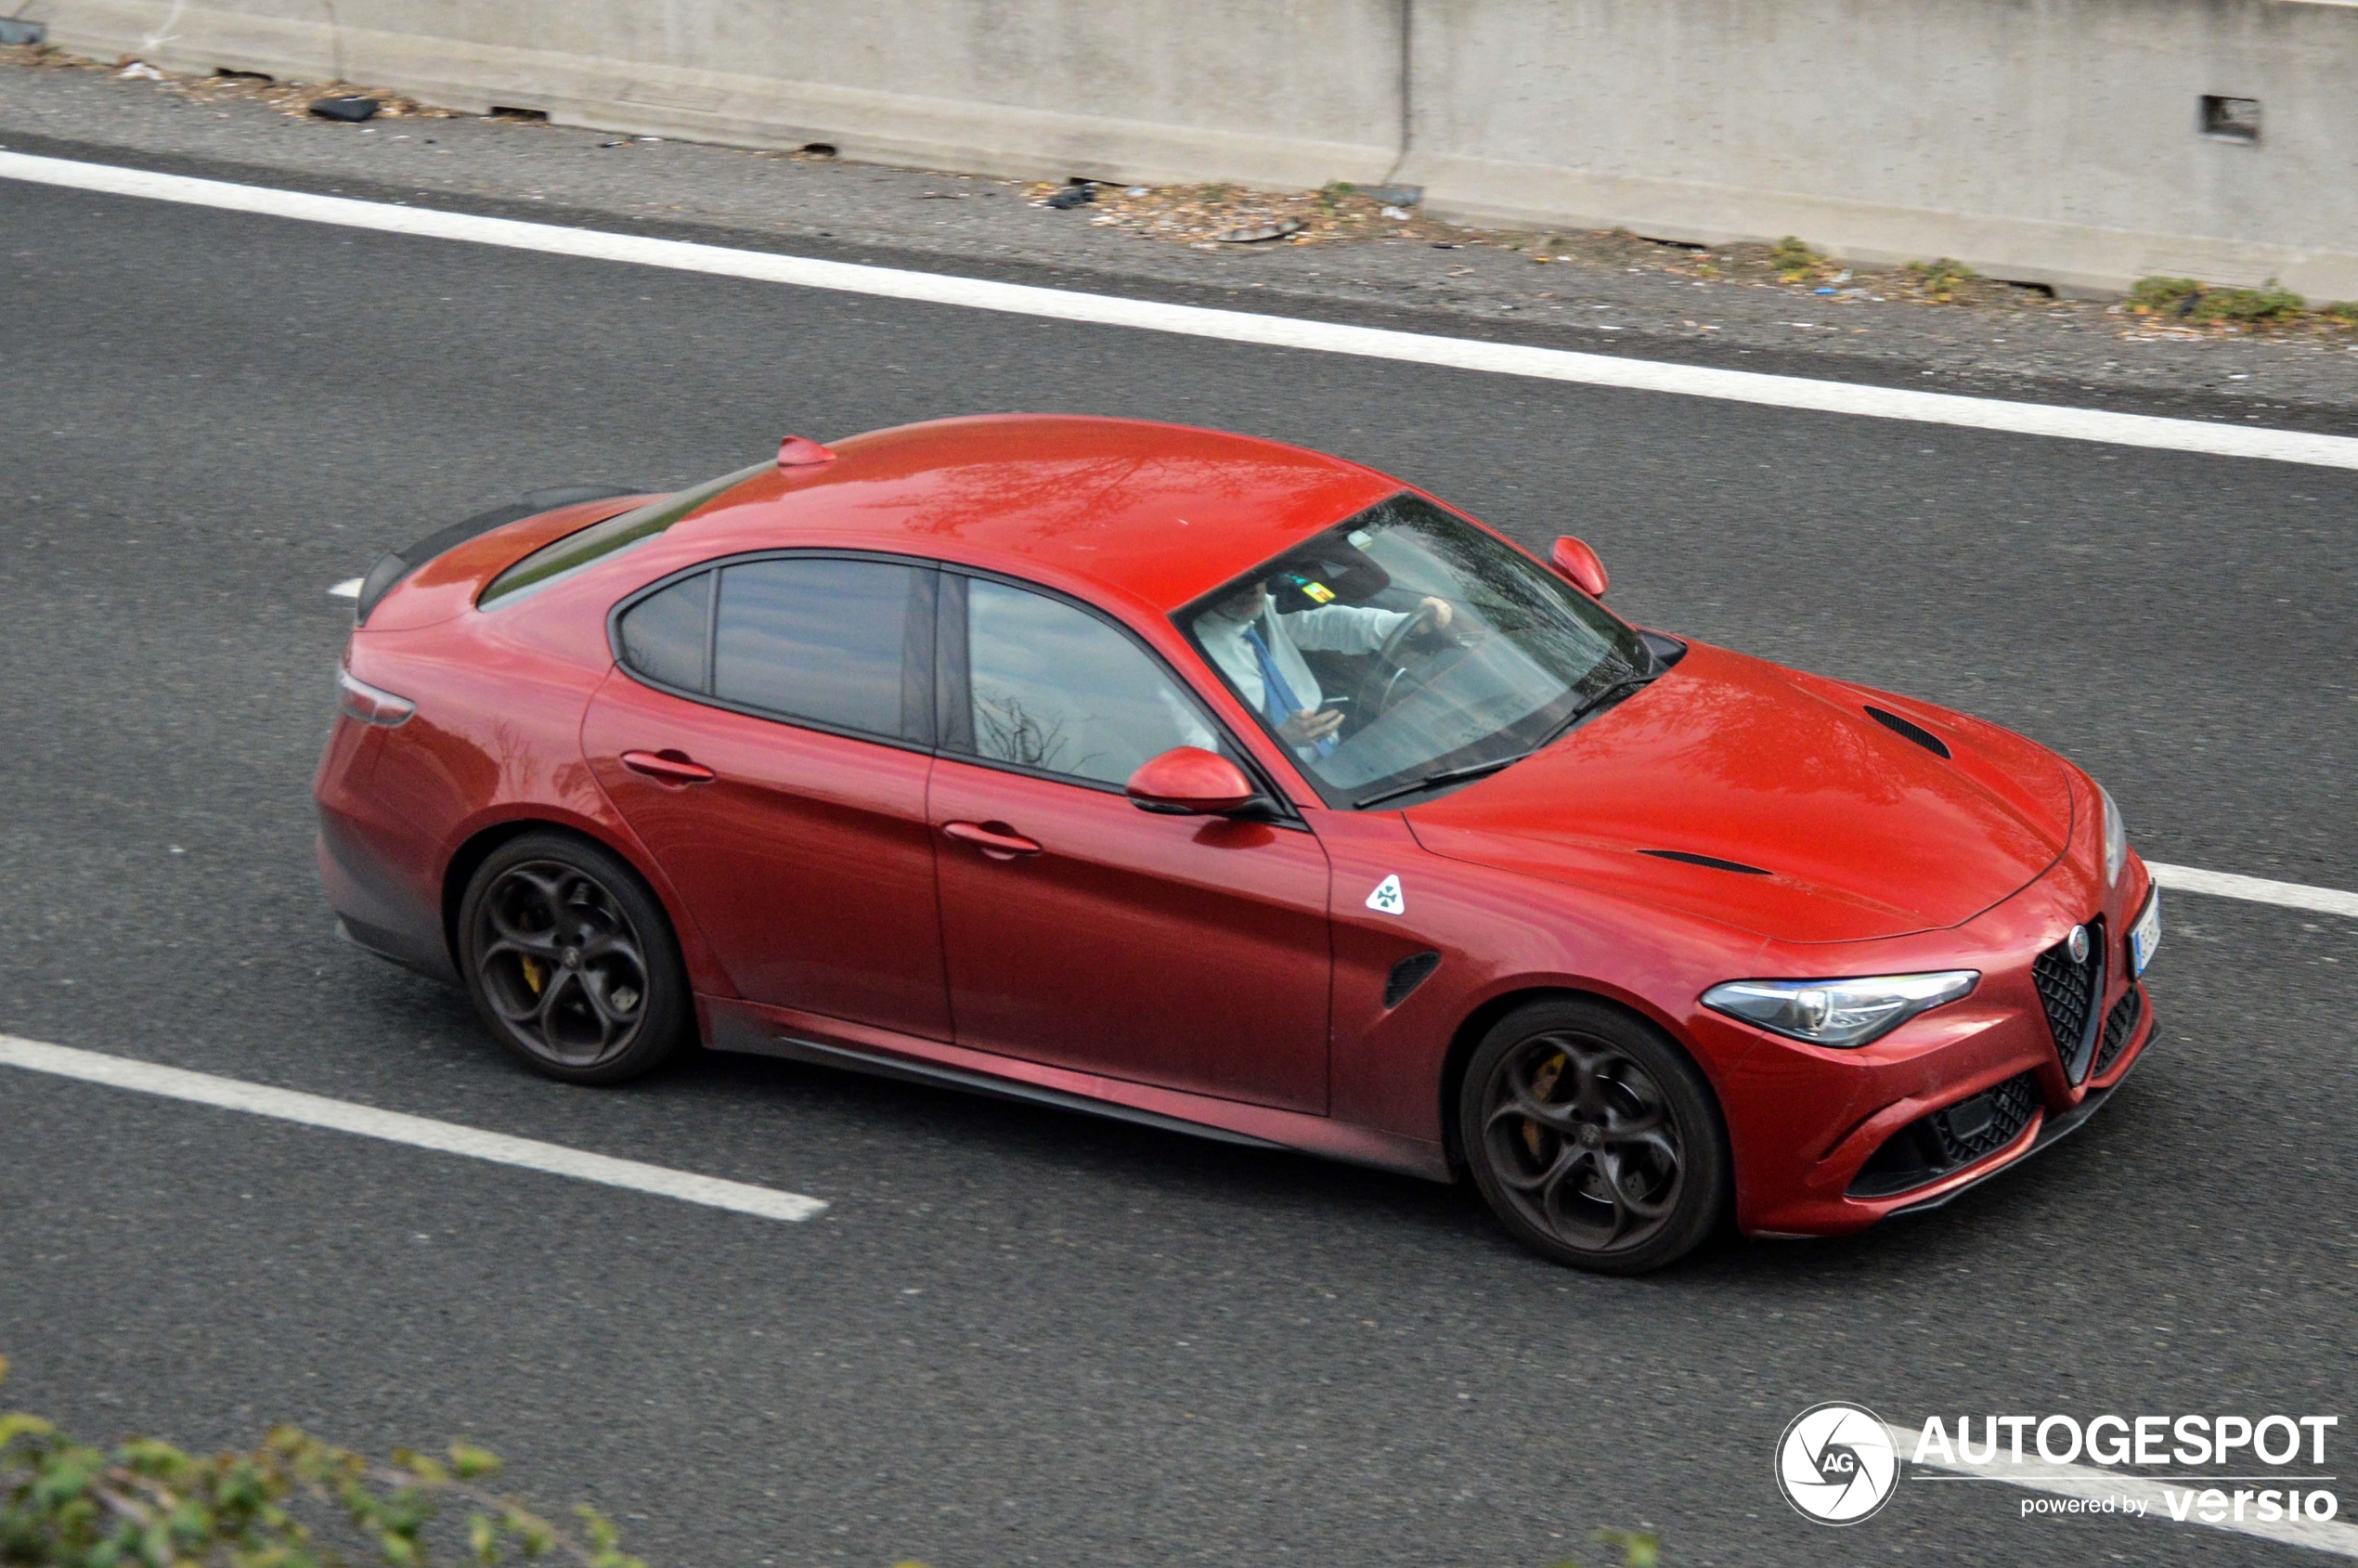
1351 602 1445 719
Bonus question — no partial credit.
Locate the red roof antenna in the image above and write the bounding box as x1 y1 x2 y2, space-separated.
776 434 836 467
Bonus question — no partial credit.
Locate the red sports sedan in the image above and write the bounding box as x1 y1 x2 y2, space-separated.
317 415 2160 1273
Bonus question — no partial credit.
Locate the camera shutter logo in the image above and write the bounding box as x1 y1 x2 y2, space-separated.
1776 1402 1899 1524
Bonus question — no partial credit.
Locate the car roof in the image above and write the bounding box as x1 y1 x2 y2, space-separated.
667 415 1404 614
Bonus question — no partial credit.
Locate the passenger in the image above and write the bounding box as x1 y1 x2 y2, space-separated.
1194 578 1452 758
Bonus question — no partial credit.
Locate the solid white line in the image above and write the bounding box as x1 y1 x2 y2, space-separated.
6 149 2358 470
0 1035 826 1222
1887 1423 2358 1558
2148 862 2358 919
327 577 362 599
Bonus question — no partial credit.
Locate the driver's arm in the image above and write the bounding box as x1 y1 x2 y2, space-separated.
1284 603 1413 655
1286 599 1450 654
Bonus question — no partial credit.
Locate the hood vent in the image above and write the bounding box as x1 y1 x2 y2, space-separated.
1640 849 1771 875
1863 705 1951 759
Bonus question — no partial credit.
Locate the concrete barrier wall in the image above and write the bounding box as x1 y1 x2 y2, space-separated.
36 0 1408 188
1401 0 2358 296
32 0 2358 296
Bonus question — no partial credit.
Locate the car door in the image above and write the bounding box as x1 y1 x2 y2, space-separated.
927 571 1334 1113
581 552 952 1041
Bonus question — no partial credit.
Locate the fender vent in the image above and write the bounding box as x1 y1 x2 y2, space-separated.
1383 951 1441 1008
1639 849 1771 875
1864 705 1952 759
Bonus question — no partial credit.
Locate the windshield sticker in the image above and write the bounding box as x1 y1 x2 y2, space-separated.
1300 580 1337 603
1366 875 1406 915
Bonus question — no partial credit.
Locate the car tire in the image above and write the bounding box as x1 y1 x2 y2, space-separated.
1459 997 1728 1275
457 831 690 1086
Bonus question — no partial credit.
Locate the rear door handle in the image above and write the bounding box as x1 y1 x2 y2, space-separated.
943 820 1043 860
620 749 717 786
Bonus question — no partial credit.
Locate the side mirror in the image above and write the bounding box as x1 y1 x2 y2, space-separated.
1126 746 1259 815
1549 536 1610 598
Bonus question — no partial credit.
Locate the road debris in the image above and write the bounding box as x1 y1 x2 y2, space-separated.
1215 218 1303 243
1045 182 1095 210
308 95 381 123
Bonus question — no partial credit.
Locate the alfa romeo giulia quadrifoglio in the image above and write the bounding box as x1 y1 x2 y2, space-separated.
316 416 2159 1273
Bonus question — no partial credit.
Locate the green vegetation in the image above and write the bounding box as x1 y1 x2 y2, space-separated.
2128 275 2306 324
0 1356 641 1568
1768 235 1822 282
4 1356 1661 1568
1905 257 1976 302
2127 275 2203 313
1549 1526 1662 1567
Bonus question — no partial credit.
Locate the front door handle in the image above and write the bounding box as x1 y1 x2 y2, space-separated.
943 820 1043 860
620 749 717 786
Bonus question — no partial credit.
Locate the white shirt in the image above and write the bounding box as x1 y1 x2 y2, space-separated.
1195 596 1411 730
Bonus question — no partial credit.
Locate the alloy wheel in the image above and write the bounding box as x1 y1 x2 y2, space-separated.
1478 1029 1687 1256
471 861 650 1070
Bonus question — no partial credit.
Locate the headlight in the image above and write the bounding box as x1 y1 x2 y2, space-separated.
2099 783 2127 887
1702 971 1979 1048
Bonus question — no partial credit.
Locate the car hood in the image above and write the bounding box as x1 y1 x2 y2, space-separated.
1404 642 2075 944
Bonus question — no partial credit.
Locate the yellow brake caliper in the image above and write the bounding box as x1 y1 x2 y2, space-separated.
1524 1052 1566 1160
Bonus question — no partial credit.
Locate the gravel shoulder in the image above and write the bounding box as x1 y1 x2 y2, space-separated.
6 45 2357 432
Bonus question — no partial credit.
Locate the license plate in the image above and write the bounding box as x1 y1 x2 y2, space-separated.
2130 890 2162 977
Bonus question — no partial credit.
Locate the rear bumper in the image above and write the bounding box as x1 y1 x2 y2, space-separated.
316 713 458 984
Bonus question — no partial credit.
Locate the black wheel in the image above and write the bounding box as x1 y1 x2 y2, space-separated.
457 832 689 1085
1459 998 1727 1275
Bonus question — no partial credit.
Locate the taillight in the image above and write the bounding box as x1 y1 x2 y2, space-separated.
337 667 415 727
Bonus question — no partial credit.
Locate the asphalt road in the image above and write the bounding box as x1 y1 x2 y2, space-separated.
2 164 2354 1568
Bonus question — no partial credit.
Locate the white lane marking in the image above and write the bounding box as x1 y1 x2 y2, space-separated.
1885 1422 2358 1558
0 1035 826 1222
6 150 2358 471
327 577 362 600
2149 862 2358 919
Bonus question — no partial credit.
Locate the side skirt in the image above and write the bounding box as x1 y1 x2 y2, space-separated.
700 996 1452 1182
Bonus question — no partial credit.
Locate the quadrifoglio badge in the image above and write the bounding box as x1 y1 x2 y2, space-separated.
1780 1404 2344 1530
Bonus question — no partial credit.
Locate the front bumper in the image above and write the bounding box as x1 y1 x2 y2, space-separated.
1710 853 2158 1238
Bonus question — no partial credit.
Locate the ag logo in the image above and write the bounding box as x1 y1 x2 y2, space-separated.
1776 1402 1898 1524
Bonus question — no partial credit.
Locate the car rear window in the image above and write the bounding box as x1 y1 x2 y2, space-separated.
478 461 769 610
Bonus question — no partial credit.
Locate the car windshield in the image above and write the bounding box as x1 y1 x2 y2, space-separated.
1178 493 1651 807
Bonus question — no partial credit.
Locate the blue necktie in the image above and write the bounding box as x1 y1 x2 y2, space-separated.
1243 624 1336 758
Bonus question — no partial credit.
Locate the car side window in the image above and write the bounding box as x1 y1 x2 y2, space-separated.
615 570 712 693
955 577 1218 787
616 555 934 744
714 558 932 741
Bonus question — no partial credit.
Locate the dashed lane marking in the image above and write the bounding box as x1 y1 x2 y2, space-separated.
2147 862 2358 920
0 1035 827 1222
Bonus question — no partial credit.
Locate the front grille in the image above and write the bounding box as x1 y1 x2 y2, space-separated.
1849 1070 2043 1199
2093 985 2144 1078
2032 916 2106 1084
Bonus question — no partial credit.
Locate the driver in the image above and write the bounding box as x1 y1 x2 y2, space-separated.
1195 578 1453 758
